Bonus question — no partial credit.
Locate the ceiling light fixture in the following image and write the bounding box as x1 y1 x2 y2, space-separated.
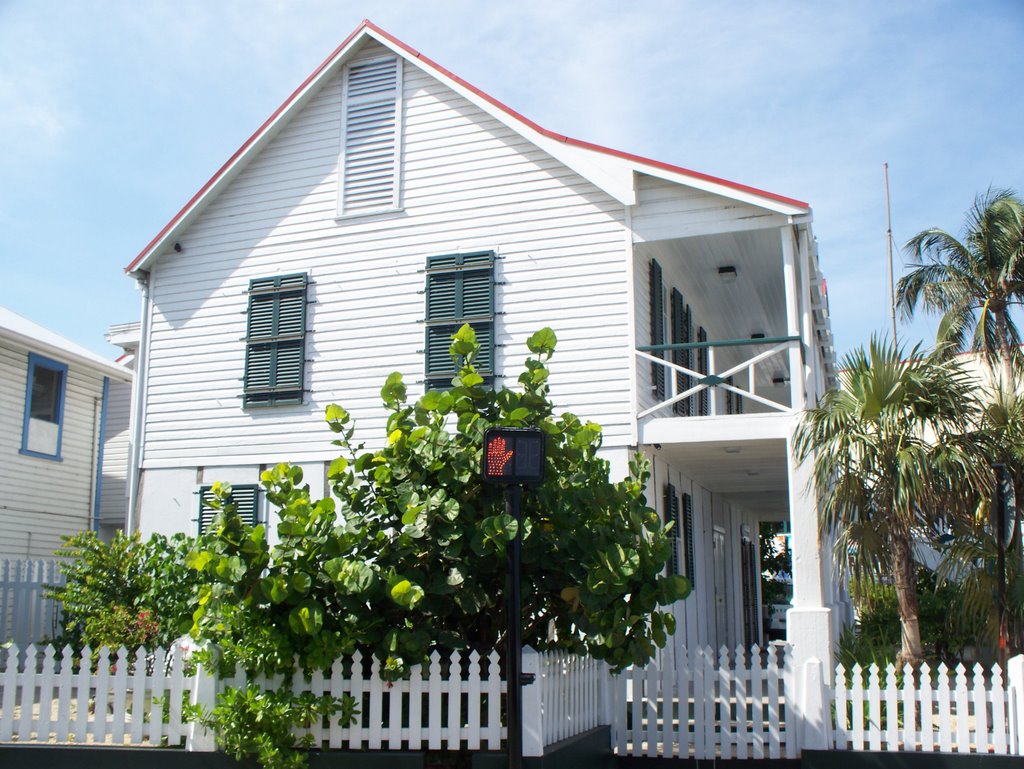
718 265 738 283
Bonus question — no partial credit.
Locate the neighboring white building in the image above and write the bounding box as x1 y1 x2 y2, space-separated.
0 307 133 559
124 21 841 670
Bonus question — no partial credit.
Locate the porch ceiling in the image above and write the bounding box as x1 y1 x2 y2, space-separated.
637 227 791 387
654 437 790 518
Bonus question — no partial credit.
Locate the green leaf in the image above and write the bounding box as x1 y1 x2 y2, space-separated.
288 600 324 635
526 327 557 354
274 575 293 603
325 404 350 430
508 407 530 421
324 558 375 594
389 579 425 609
450 324 478 356
480 514 519 548
327 457 349 480
381 372 407 406
185 550 213 572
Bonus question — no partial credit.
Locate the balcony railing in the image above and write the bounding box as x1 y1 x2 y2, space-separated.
635 336 800 419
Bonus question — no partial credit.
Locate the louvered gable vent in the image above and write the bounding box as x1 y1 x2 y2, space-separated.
425 252 495 389
244 273 308 407
340 56 402 215
198 484 259 535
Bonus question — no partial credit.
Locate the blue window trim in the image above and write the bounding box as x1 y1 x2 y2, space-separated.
20 352 68 461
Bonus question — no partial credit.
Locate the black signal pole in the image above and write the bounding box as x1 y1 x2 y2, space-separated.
481 427 544 769
506 483 524 769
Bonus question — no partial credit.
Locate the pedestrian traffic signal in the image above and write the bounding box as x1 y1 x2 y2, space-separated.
481 428 545 484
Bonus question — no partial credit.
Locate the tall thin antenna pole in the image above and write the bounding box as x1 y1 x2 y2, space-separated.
884 162 897 340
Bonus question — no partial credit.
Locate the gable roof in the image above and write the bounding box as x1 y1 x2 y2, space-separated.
127 19 810 275
0 306 133 382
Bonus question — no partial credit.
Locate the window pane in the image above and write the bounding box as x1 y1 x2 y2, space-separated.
30 366 62 422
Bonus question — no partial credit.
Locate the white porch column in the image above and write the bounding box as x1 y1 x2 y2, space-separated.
797 227 816 403
780 226 806 413
784 422 833 684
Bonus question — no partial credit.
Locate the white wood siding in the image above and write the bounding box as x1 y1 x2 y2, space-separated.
631 175 787 242
99 379 131 528
0 343 103 559
141 42 632 469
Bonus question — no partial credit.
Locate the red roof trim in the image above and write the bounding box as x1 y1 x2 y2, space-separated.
366 21 809 210
127 19 807 272
126 21 372 272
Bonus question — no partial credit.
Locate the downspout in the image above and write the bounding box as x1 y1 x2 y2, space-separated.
126 270 151 534
92 376 110 533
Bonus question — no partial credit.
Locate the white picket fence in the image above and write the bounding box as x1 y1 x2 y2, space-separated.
0 559 64 648
225 649 507 751
612 644 796 759
0 643 511 751
0 643 192 746
834 657 1021 754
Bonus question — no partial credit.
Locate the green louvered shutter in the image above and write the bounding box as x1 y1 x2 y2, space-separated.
198 484 259 535
697 326 709 416
682 492 696 584
649 259 665 400
425 251 494 389
663 483 681 575
244 274 308 407
670 289 690 416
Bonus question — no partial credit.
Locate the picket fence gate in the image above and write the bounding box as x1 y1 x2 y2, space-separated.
0 559 64 648
612 643 796 759
834 658 1021 755
534 649 611 748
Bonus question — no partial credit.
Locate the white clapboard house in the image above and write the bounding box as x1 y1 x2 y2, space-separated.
124 20 842 672
0 307 133 559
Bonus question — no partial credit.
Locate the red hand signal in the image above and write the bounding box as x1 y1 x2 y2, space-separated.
486 435 514 476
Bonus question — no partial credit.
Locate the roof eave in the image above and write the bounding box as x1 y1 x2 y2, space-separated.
127 19 812 273
1 328 133 382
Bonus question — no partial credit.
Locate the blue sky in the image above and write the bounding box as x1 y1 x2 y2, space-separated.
2 1 1022 360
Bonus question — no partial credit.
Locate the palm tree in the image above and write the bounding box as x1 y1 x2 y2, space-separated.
897 189 1024 384
939 384 1024 658
794 337 989 665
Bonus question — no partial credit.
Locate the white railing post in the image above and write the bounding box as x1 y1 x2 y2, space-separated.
522 646 544 756
186 648 219 752
708 347 719 415
1009 655 1024 755
799 657 830 751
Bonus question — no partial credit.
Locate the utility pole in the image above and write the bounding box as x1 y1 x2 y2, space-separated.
884 162 898 341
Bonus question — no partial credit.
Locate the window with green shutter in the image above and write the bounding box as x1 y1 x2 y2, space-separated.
681 491 696 584
670 288 692 416
663 483 681 575
649 259 665 400
244 273 308 407
198 484 260 535
424 251 494 390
